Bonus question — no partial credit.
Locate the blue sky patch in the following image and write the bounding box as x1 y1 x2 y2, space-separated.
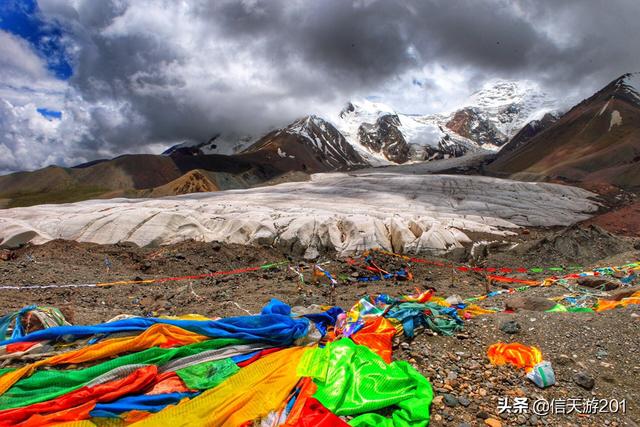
0 0 73 80
37 107 62 120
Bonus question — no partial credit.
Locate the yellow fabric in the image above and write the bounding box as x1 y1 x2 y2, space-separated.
460 304 496 317
0 324 207 396
133 347 307 427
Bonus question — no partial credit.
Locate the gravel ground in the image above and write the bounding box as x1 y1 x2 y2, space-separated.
0 228 639 426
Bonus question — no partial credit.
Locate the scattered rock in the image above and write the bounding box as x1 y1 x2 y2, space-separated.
499 320 521 334
0 249 15 261
577 276 620 291
484 418 502 427
476 410 490 420
458 396 471 407
443 393 459 407
573 372 595 390
554 354 574 366
505 297 556 312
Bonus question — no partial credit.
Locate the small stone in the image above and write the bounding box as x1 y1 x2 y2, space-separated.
447 371 459 381
459 423 472 427
505 297 556 312
484 418 502 427
596 349 608 359
577 276 619 291
432 395 444 406
478 388 487 397
444 393 459 407
432 414 442 422
459 396 471 407
555 354 574 366
500 320 521 334
529 414 539 425
400 342 410 350
476 411 490 420
573 372 595 390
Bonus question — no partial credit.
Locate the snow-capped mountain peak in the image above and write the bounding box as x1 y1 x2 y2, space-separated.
163 133 255 156
461 79 558 140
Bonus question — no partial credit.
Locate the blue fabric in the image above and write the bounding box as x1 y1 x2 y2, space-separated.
387 302 463 337
0 300 309 347
90 392 199 417
302 306 344 336
0 305 36 340
231 350 260 364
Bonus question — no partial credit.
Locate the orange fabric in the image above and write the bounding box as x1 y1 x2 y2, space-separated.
146 372 193 395
0 366 158 426
351 317 396 363
122 410 153 424
487 342 542 372
0 324 207 396
595 291 640 312
487 275 540 285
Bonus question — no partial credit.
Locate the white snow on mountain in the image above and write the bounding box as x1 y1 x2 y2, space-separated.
465 80 558 138
332 99 397 166
164 134 256 155
0 172 597 259
332 80 558 164
162 80 559 165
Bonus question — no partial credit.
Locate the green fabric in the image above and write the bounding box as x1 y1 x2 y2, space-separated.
566 307 594 313
0 338 244 410
175 358 239 390
546 304 594 313
312 339 433 427
297 345 329 382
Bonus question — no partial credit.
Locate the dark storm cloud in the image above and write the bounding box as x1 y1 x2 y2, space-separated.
2 0 640 172
46 0 640 141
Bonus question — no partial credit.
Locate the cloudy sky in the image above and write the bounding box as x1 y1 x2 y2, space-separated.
1 0 639 174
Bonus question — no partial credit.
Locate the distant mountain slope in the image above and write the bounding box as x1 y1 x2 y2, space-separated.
0 117 366 207
486 73 640 189
241 115 367 172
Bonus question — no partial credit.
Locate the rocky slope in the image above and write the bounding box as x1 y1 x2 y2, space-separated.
486 73 640 189
241 115 368 172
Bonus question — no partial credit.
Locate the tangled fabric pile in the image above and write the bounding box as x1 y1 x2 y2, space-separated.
0 294 445 426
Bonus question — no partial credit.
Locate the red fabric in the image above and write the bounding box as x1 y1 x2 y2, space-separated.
0 365 158 426
236 347 284 367
6 341 40 354
290 398 349 427
18 401 95 427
